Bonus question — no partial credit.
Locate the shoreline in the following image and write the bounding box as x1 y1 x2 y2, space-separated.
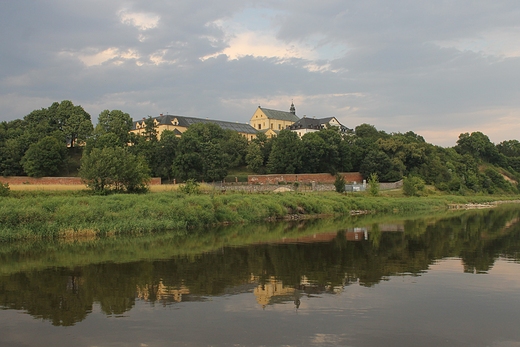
1 191 520 242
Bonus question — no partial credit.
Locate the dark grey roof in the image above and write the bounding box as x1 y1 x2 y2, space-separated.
133 115 258 134
259 107 300 122
288 117 350 132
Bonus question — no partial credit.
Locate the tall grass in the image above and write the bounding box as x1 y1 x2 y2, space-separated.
0 190 516 242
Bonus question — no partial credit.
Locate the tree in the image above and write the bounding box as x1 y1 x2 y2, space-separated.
172 123 229 182
267 130 302 174
334 173 346 193
95 110 133 146
79 147 150 193
21 136 67 177
24 100 92 148
245 133 271 174
221 130 248 168
455 132 500 164
497 140 520 157
402 175 426 196
153 130 179 180
246 141 265 173
301 132 327 173
368 173 380 196
62 113 93 148
360 150 393 181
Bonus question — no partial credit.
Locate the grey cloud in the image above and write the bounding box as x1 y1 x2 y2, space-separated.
1 1 520 147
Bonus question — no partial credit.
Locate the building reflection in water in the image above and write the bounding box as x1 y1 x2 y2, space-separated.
251 275 345 309
136 281 190 305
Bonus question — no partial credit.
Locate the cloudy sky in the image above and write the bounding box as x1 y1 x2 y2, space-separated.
1 1 519 146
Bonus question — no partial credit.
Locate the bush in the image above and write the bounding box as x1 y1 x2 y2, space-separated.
180 179 200 194
334 174 346 193
0 182 10 197
403 176 426 197
368 173 379 196
79 147 151 193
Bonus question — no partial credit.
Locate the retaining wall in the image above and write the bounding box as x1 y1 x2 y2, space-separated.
248 172 364 185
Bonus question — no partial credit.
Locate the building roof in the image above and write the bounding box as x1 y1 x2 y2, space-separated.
133 114 258 134
259 107 300 122
288 116 350 132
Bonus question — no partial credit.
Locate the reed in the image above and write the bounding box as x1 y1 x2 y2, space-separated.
0 190 516 242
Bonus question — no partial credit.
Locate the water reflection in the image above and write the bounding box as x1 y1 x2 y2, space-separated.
0 205 520 329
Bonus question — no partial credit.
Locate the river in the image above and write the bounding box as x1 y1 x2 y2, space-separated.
1 206 520 346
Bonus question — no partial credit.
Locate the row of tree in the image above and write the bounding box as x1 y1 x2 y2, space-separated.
1 100 520 194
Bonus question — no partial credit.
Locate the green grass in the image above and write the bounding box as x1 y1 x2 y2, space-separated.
0 189 518 242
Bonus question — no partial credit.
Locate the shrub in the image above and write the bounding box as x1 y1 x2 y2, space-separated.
0 182 10 197
368 173 379 196
79 147 151 193
180 179 200 194
403 176 426 197
334 174 346 193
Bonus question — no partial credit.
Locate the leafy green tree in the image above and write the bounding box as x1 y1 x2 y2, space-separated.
154 130 179 180
172 123 228 182
21 136 67 177
301 132 327 173
334 173 346 193
355 124 382 139
24 100 92 147
79 147 150 193
315 128 344 174
0 137 26 176
402 175 426 196
267 130 302 174
246 141 265 173
368 173 380 196
497 140 520 157
360 150 393 181
246 133 272 174
85 132 123 154
455 132 500 164
62 112 93 148
95 110 133 146
222 130 248 168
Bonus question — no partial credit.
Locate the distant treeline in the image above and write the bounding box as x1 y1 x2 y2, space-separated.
1 100 520 194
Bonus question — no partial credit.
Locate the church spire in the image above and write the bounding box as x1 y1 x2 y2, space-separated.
289 101 296 115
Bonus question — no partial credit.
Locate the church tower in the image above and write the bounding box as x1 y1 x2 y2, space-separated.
289 102 296 115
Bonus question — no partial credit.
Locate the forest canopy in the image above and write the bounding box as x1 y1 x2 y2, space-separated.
1 101 519 194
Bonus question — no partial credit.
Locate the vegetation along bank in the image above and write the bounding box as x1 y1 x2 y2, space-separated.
0 188 516 243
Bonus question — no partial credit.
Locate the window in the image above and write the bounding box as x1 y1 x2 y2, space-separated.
278 124 281 130
270 123 273 129
258 124 261 130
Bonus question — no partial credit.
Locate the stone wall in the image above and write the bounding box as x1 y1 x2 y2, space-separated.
248 172 364 185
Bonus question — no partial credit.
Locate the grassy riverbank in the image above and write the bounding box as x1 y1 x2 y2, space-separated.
0 189 517 242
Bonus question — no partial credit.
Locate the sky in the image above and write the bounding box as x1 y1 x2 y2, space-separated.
1 1 520 147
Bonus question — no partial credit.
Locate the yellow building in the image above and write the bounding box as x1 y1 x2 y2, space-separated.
249 103 300 138
131 114 259 141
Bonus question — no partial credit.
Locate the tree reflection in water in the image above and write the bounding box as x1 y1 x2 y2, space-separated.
1 206 520 326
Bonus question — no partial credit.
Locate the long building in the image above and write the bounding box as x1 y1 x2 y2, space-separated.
131 114 258 140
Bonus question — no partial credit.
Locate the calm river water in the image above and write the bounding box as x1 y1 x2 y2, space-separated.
1 206 520 347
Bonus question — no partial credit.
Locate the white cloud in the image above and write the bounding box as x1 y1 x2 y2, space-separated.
200 11 347 73
73 48 141 66
118 10 160 31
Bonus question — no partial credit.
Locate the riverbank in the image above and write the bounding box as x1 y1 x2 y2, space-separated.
0 190 518 242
